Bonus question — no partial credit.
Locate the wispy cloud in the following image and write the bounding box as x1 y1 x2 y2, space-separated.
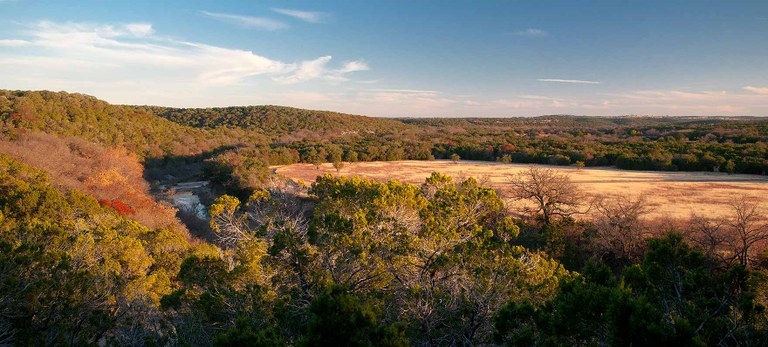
0 21 369 106
280 87 768 117
272 8 328 23
123 23 154 36
273 56 368 84
339 88 483 115
518 94 559 100
366 88 439 95
0 39 32 47
357 89 461 114
601 89 768 114
338 60 368 74
486 87 768 117
494 95 586 110
744 86 768 95
200 11 287 31
261 87 478 117
0 21 292 85
510 28 548 37
613 90 728 101
269 88 478 116
273 56 332 84
537 78 601 84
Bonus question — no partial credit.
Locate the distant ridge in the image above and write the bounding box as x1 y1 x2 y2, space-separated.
146 104 410 137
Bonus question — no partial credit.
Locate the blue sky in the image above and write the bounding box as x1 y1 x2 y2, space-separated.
1 0 767 117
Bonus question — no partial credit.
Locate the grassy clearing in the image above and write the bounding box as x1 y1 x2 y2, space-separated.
275 160 768 219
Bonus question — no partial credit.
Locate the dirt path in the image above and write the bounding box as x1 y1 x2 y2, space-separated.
274 160 768 219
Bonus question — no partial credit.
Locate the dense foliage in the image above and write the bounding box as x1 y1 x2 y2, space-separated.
0 154 191 345
152 105 409 141
495 235 768 346
170 174 569 345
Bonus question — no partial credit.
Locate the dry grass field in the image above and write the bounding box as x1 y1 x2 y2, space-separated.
274 160 768 219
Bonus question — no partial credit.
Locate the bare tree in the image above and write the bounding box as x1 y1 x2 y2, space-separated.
332 160 344 173
508 166 584 226
687 214 729 265
727 198 768 267
209 195 251 248
209 177 310 249
591 194 653 263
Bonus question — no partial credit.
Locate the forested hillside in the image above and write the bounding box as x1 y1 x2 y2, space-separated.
1 90 768 345
0 90 262 159
151 105 410 141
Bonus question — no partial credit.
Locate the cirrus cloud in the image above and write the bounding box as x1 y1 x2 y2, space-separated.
537 78 601 84
0 39 32 47
273 56 369 84
200 11 288 31
0 21 369 106
510 28 548 37
744 86 768 95
272 8 329 23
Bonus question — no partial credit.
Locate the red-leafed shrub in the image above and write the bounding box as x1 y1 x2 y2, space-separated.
98 199 136 215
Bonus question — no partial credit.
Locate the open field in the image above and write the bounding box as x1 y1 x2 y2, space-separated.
275 160 768 219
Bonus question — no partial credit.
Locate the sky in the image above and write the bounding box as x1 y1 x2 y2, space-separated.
1 0 767 117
